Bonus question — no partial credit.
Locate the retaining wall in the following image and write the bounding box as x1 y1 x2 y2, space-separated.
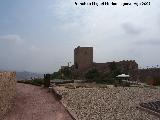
0 72 16 120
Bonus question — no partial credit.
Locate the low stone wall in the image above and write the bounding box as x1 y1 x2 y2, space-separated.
52 87 76 120
0 72 16 120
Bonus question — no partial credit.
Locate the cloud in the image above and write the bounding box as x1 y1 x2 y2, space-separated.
47 0 160 66
0 34 42 72
0 34 24 45
134 38 160 45
0 34 67 73
1 0 160 72
122 22 142 35
29 45 40 52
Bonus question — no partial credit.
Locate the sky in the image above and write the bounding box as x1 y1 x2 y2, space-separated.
0 0 160 73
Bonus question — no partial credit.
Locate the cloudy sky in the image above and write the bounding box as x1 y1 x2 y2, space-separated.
0 0 160 73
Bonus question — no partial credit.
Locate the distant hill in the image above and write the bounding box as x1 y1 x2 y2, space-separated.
16 71 44 80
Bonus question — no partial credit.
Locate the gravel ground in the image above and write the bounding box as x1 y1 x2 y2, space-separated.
55 86 160 120
4 83 73 120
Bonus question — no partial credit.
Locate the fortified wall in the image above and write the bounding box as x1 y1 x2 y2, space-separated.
92 60 138 81
63 46 160 82
0 72 16 120
116 60 139 81
139 68 160 83
72 46 139 80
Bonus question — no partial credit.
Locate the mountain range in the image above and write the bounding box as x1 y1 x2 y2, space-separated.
16 71 44 80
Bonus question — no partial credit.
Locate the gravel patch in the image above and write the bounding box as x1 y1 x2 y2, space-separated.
55 86 160 120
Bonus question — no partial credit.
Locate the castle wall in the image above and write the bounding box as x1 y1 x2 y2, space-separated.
139 68 160 83
74 46 93 70
0 72 16 120
116 60 139 81
73 46 139 81
71 60 139 80
92 60 139 81
92 63 110 74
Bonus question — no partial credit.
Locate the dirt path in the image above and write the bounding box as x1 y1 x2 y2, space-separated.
4 83 73 120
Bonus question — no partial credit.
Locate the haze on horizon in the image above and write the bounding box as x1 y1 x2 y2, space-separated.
0 0 160 73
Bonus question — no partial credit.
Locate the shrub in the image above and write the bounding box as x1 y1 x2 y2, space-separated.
51 67 73 80
105 78 115 84
32 78 44 85
51 71 61 79
123 82 130 87
153 77 160 86
85 69 100 82
18 78 44 86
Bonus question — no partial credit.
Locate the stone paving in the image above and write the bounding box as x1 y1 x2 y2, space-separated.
55 86 160 120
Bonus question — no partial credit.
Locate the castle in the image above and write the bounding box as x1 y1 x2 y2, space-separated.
59 46 160 83
71 46 139 81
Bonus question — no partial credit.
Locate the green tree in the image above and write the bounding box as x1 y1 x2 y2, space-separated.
85 68 100 82
108 62 121 78
106 62 121 85
51 71 61 79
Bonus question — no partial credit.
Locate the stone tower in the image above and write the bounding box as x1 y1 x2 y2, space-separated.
74 46 93 70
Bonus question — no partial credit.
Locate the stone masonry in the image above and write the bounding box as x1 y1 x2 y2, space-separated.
74 46 93 71
139 68 160 83
0 71 16 120
72 46 139 81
